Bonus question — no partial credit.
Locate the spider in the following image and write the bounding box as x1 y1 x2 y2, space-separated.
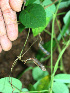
11 31 50 73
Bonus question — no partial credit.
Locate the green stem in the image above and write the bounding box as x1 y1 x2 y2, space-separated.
57 12 66 16
51 15 55 75
56 17 65 42
51 39 70 93
54 35 66 73
53 39 70 76
20 89 48 93
50 0 62 93
44 29 51 36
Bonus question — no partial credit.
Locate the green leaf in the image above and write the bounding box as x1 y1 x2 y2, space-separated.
36 40 56 61
21 88 29 92
28 84 35 91
32 67 49 81
33 79 40 90
57 16 70 41
63 11 70 24
25 0 36 6
32 0 56 36
63 11 70 36
53 82 69 93
0 77 22 93
18 24 25 32
33 0 41 4
54 74 70 83
32 17 51 36
33 75 50 91
42 0 56 17
34 0 56 17
58 1 70 9
19 4 46 28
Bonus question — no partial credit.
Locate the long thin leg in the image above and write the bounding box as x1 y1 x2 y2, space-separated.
23 58 46 71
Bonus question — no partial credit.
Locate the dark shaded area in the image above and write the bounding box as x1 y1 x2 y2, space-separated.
0 7 70 89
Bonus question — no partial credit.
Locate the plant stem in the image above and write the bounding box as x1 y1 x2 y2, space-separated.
51 39 70 93
44 29 51 35
57 12 66 16
50 0 62 93
56 17 65 42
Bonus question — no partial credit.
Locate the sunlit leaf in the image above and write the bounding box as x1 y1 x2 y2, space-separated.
54 74 70 83
58 1 70 9
32 0 56 36
43 0 56 17
32 67 49 81
0 77 22 93
21 88 29 92
53 82 69 93
33 75 50 91
32 17 51 36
